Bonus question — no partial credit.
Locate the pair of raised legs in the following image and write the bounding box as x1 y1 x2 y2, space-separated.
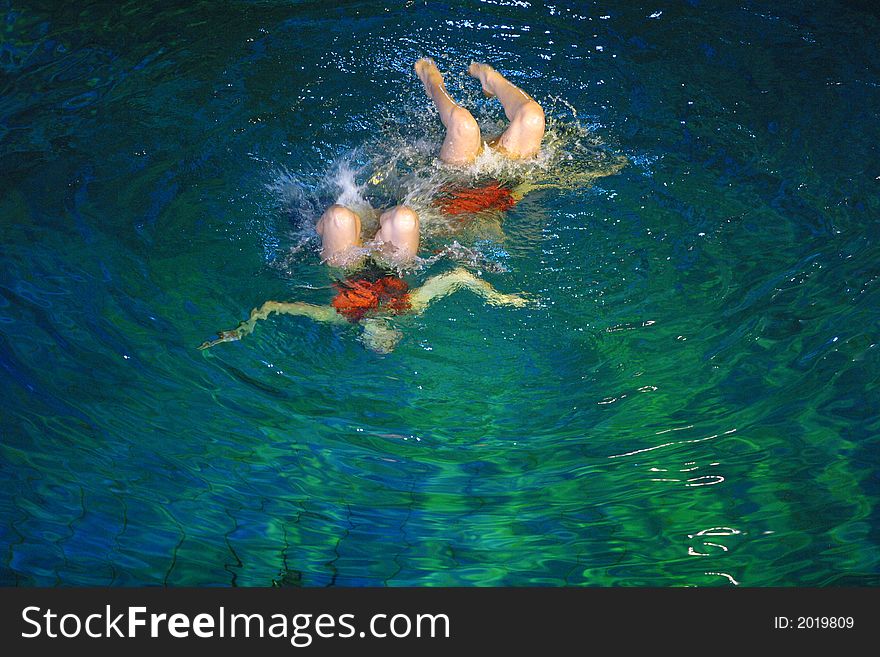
414 59 545 165
317 60 544 263
316 203 420 267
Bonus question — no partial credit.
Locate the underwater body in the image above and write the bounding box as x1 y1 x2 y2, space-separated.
1 0 879 586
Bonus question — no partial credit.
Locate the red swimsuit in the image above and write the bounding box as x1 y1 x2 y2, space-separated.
331 275 412 323
433 179 517 216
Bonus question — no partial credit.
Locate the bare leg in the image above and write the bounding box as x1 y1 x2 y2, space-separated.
408 268 528 314
316 204 362 266
198 300 346 350
414 58 482 165
372 205 420 263
468 62 545 159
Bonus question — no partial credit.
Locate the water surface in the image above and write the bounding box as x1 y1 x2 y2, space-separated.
1 0 879 586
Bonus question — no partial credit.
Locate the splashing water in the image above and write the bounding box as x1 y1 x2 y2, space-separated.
266 97 629 274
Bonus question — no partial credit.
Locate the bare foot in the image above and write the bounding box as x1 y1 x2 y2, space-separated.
468 61 496 97
414 57 443 96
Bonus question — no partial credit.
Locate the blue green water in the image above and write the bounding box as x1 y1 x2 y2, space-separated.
2 0 879 586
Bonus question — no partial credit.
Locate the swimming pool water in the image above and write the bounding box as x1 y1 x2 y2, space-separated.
1 0 879 586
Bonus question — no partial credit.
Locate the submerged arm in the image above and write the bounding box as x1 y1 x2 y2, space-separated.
509 154 629 201
408 268 529 314
198 300 346 350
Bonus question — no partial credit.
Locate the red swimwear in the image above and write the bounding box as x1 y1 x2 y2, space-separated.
331 275 411 323
433 179 517 216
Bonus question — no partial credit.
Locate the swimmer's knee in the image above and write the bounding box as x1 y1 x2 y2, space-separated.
515 101 545 131
449 106 480 137
376 206 419 260
325 204 358 223
383 206 419 231
319 205 360 231
441 108 481 163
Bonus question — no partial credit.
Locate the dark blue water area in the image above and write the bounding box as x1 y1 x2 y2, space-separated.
1 0 879 586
